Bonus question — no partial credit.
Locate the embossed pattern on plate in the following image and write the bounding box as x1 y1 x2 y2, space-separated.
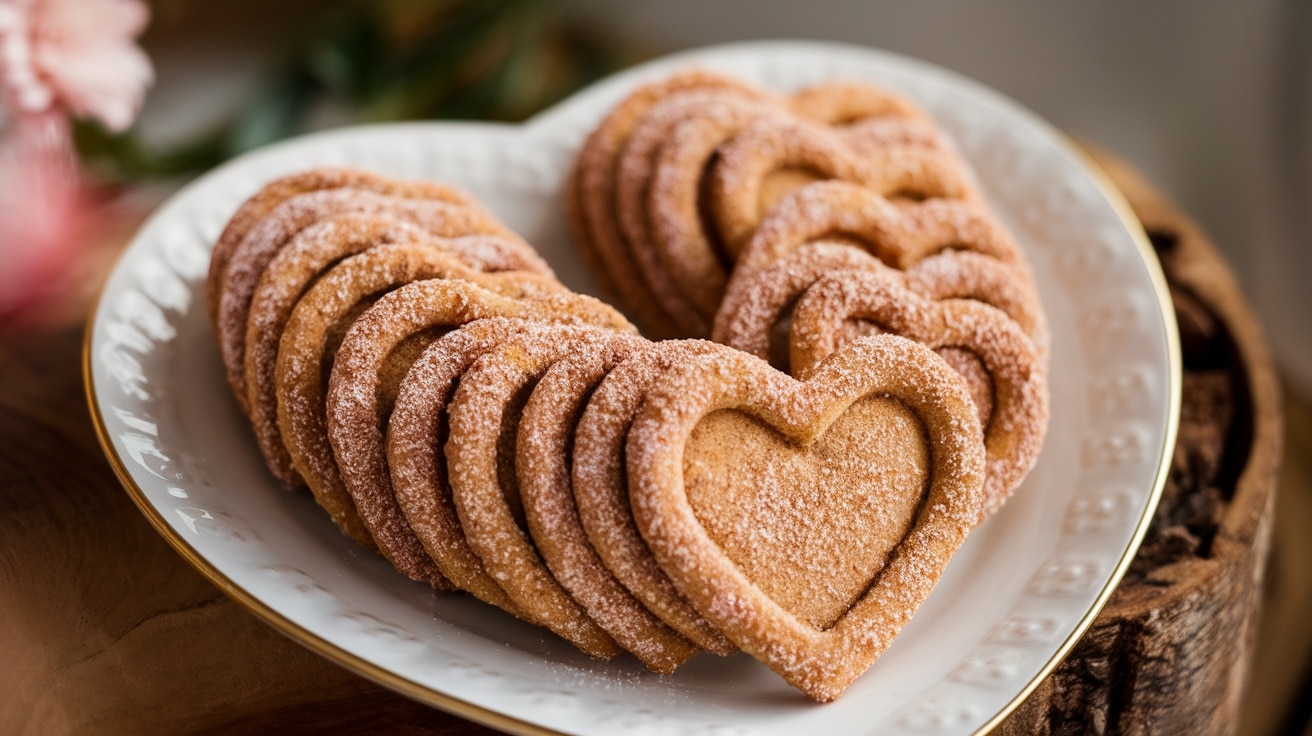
86 41 1178 735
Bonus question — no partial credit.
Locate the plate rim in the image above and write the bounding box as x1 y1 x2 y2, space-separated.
83 38 1181 735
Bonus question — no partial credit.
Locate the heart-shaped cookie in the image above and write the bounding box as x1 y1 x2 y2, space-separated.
706 116 974 257
626 335 986 702
789 269 1049 517
322 276 631 584
272 243 578 556
570 339 740 656
215 186 523 416
724 178 1031 295
207 166 478 326
643 104 949 333
245 214 549 489
516 337 703 673
712 240 1048 369
570 70 939 337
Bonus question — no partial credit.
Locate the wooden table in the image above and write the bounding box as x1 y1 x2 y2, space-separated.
1 153 1306 734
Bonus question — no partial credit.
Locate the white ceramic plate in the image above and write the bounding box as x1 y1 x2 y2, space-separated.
86 41 1179 735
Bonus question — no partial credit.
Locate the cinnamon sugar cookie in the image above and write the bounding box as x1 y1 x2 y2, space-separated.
635 90 943 336
389 319 537 615
572 73 950 336
789 269 1049 516
712 241 1048 369
266 241 565 526
207 166 477 326
446 327 642 659
615 90 788 336
245 214 551 489
568 70 774 336
727 179 1031 287
639 98 798 335
273 243 592 553
626 335 986 702
215 187 525 416
572 340 738 656
517 337 703 673
707 116 975 254
319 275 632 583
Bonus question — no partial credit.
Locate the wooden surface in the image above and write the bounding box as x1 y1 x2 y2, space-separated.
996 149 1285 735
0 156 1308 734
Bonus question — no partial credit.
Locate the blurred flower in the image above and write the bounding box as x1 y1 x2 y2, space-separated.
0 108 86 322
0 0 150 325
0 0 152 132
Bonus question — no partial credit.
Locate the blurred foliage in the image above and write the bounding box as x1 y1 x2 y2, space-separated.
72 0 628 180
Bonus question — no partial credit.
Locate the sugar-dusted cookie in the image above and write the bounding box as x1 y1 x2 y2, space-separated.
517 337 704 673
215 187 521 416
446 327 644 659
389 318 537 615
207 166 477 326
706 116 974 255
725 179 1031 293
321 275 632 584
572 340 739 656
789 269 1049 516
244 214 550 489
567 70 773 336
572 72 951 337
626 335 986 702
268 241 566 534
713 241 1048 370
616 90 787 336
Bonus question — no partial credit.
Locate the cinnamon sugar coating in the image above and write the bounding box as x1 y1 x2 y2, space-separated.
215 186 522 417
519 339 706 672
208 64 1055 697
572 340 739 655
389 318 537 616
569 70 962 337
245 214 551 489
789 270 1049 517
321 275 631 584
446 327 640 659
207 166 477 327
626 335 986 702
713 241 1048 370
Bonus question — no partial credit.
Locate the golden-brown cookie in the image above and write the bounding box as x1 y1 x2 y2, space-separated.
626 335 986 702
389 318 538 615
207 166 476 327
712 241 1048 370
619 88 792 335
573 73 945 337
216 187 519 417
572 340 739 656
788 269 1049 516
706 116 975 255
446 327 641 659
320 274 632 583
517 336 703 673
727 179 1030 287
244 214 555 489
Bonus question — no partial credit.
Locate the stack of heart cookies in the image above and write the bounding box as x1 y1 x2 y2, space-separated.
570 70 1050 519
206 70 1049 704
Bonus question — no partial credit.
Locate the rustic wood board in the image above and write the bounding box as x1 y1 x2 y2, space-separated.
994 148 1286 734
0 152 1302 734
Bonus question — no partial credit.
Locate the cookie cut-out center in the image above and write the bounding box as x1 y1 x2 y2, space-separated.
682 396 930 629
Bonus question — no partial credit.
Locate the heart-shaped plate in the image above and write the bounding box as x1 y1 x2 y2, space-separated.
86 40 1179 735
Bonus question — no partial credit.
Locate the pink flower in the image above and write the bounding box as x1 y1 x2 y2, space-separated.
0 109 87 323
0 0 152 133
